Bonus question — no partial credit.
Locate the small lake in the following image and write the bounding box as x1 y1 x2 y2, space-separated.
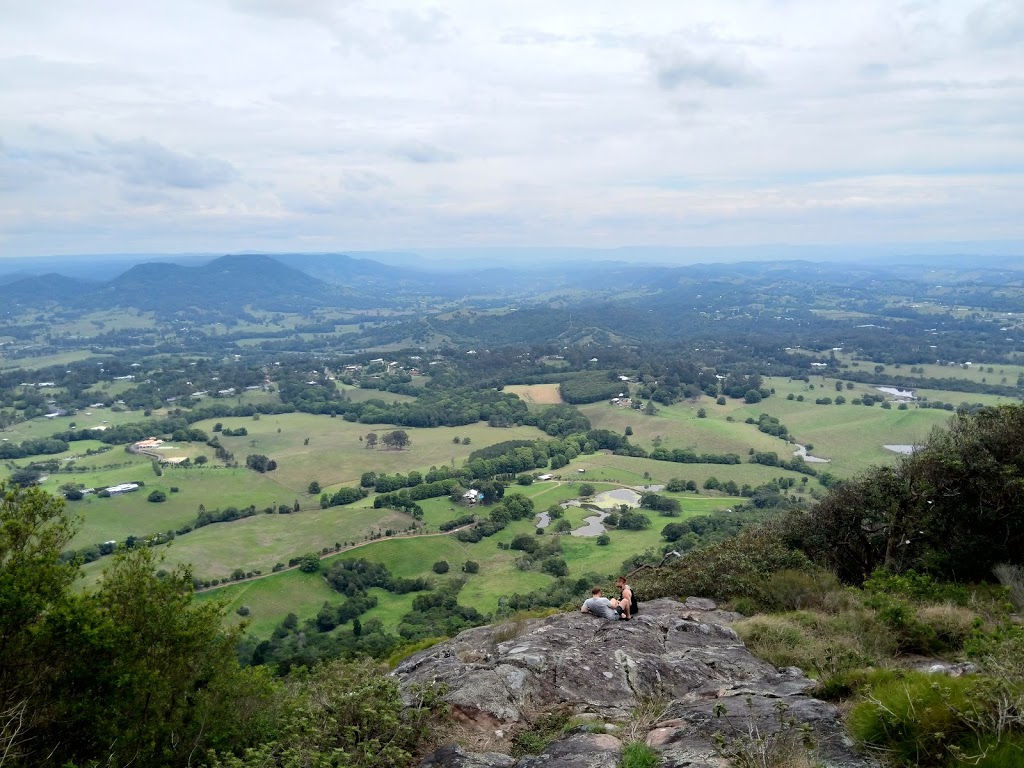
591 488 642 507
571 509 610 537
876 386 916 399
792 444 830 463
536 486 653 536
884 444 923 455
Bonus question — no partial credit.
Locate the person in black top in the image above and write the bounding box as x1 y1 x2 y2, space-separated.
615 576 637 620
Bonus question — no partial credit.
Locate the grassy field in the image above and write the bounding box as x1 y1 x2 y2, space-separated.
66 466 293 547
568 452 814 489
194 413 549 492
195 566 342 637
79 501 415 584
0 350 114 371
580 400 789 457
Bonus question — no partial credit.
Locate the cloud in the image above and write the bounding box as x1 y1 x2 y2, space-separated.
0 135 237 191
392 141 458 164
966 0 1024 47
388 7 454 45
99 138 238 189
648 43 763 90
339 169 392 192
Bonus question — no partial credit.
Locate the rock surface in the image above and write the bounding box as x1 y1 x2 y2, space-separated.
396 598 878 768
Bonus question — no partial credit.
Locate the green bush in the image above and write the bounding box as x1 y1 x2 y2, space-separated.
206 659 446 768
763 568 843 612
847 672 977 766
619 741 659 768
633 526 810 604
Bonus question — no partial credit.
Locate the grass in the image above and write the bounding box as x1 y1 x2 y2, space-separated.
0 349 113 371
568 452 815 489
191 413 550 492
65 466 295 547
85 502 415 583
196 566 341 637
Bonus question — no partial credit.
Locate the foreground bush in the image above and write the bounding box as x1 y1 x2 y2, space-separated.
847 670 1024 767
631 526 811 605
206 659 447 768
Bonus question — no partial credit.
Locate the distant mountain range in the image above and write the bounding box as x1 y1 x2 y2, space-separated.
3 250 1024 320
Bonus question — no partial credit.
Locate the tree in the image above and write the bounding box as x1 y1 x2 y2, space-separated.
382 430 411 450
787 404 1024 584
365 432 378 449
697 408 707 418
298 552 321 573
617 511 652 530
308 480 321 495
462 560 480 574
578 483 596 497
246 454 277 473
8 467 41 487
1 486 272 767
744 389 762 404
147 489 167 503
194 454 208 465
432 560 450 574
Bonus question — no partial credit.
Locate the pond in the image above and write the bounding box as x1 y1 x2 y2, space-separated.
571 508 610 537
884 444 923 454
536 486 649 536
792 444 830 463
876 386 916 399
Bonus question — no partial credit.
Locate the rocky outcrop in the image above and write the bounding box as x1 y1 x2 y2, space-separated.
396 598 877 768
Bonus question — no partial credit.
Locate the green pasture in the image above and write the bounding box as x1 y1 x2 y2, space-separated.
724 379 953 475
335 384 419 403
828 353 1024 389
568 453 812 489
195 412 549 492
195 567 341 637
579 400 787 457
65 466 294 548
1 406 163 443
0 350 113 371
145 504 413 581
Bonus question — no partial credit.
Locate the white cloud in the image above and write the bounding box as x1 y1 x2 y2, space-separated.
0 0 1022 256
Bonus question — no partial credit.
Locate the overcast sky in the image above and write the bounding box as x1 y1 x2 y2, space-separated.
2 0 1023 258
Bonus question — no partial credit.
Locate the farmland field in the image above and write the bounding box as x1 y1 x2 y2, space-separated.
505 383 564 405
190 413 550 492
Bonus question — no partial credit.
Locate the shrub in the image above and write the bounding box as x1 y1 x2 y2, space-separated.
147 490 166 503
763 568 844 612
633 526 810 604
432 560 450 574
847 671 978 766
620 742 659 768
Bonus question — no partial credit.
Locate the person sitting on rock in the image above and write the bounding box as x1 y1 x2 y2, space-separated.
615 576 637 620
580 587 621 620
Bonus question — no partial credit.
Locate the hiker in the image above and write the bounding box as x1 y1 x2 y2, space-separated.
615 576 637 620
580 587 621 620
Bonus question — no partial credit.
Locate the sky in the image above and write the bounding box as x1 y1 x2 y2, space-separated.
2 0 1024 258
